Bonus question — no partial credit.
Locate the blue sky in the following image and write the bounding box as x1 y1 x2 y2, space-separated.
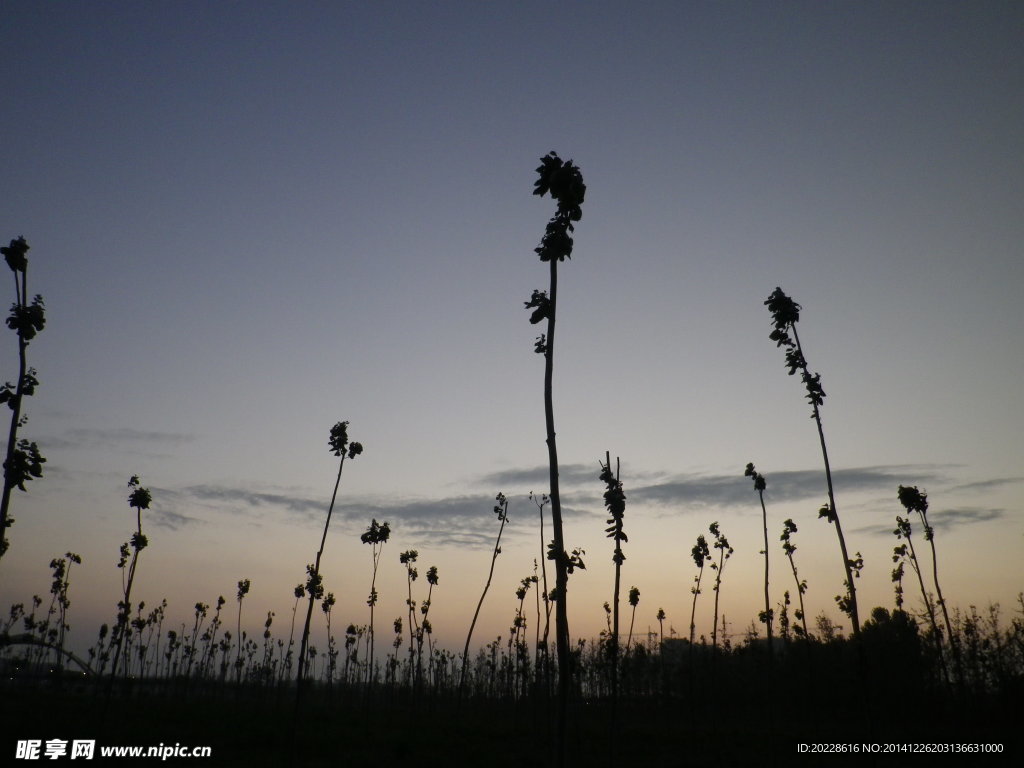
2 0 1022 656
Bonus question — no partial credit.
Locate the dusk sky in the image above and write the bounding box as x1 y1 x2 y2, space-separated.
2 1 1022 659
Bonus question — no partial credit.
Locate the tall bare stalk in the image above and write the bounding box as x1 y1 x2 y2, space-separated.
109 476 151 681
765 287 860 635
360 518 390 684
745 463 772 642
689 535 711 643
296 421 362 687
709 522 733 649
599 452 627 705
460 493 507 695
626 586 640 654
898 485 963 684
525 150 586 765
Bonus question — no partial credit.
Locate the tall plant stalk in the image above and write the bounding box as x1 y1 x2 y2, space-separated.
525 150 585 763
235 578 250 683
765 287 860 635
0 236 47 560
709 522 733 649
893 513 947 682
780 519 809 638
689 535 711 643
530 491 552 657
626 586 640 654
745 463 772 642
460 493 507 694
296 421 362 687
360 518 390 685
109 476 152 681
898 485 962 683
599 452 627 703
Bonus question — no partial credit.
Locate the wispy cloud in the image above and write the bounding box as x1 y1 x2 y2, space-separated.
61 427 198 450
183 485 324 519
149 508 204 531
163 463 1006 549
929 507 1008 532
170 483 597 549
630 465 950 512
475 463 597 489
947 477 1024 494
855 506 1008 537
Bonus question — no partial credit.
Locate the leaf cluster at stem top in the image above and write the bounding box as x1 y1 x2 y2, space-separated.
532 151 586 262
744 462 766 492
328 421 362 459
897 485 928 515
1 237 29 273
691 534 711 568
360 518 391 545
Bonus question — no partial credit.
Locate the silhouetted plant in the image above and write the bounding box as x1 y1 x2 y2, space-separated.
765 287 860 635
627 586 640 654
321 591 337 686
283 584 302 681
745 463 772 642
898 484 962 683
419 564 439 685
399 548 421 684
235 578 250 682
656 608 666 652
360 518 390 684
527 151 585 762
259 609 274 681
688 534 712 643
599 451 627 696
529 491 552 656
891 540 908 611
201 595 227 679
777 591 792 641
708 522 733 649
109 476 151 681
780 519 809 638
48 551 81 668
461 492 507 695
508 575 533 696
184 601 207 678
0 237 47 560
894 500 949 684
296 420 362 687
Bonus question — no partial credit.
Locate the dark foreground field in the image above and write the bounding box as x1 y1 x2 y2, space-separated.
3 630 1019 767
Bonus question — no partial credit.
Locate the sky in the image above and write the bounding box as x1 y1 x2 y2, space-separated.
1 0 1022 661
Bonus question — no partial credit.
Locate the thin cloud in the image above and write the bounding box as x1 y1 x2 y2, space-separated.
475 464 596 489
631 465 950 511
64 427 198 448
166 463 1002 550
183 485 325 519
149 508 204 531
856 506 1008 537
929 507 1007 532
947 477 1024 494
172 483 598 550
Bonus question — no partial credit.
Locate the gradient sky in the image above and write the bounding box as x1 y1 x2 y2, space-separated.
2 0 1022 659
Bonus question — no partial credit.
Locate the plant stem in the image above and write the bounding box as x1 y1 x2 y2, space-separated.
460 496 507 695
757 487 772 643
790 323 860 636
297 451 346 686
0 284 28 560
544 255 571 766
